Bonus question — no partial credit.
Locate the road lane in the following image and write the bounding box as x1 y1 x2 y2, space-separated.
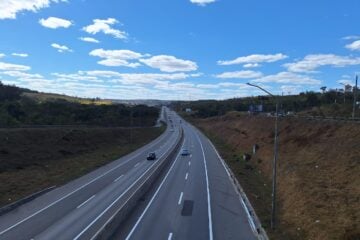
125 124 210 240
119 114 258 240
0 108 181 240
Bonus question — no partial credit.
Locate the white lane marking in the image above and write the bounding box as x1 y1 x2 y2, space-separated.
134 162 141 168
205 135 257 233
178 192 183 205
125 141 185 240
190 154 192 158
168 232 173 240
185 172 188 180
114 175 124 182
195 133 213 240
188 161 191 166
0 129 173 236
77 136 182 240
76 195 95 209
240 198 257 232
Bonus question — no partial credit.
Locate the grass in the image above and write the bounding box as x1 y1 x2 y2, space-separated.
185 112 360 240
0 126 165 207
22 92 113 105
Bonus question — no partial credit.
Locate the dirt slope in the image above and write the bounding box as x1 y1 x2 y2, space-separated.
191 112 360 240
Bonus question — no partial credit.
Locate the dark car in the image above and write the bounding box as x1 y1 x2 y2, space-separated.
147 152 156 160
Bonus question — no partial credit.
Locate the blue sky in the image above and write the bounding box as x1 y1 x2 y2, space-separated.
0 0 360 100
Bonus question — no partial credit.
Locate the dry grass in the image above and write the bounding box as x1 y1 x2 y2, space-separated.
189 112 360 240
0 126 164 207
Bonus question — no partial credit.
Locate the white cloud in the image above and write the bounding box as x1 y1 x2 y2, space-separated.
251 72 321 85
243 63 260 68
139 55 198 72
89 49 144 68
0 62 30 71
12 53 28 57
0 53 5 58
337 79 353 86
196 84 219 89
0 0 67 20
280 85 302 94
82 18 127 40
2 71 42 79
39 16 72 29
52 70 199 86
342 35 360 40
79 37 100 43
190 0 216 6
284 54 360 73
51 43 72 53
218 53 288 66
215 70 263 79
345 40 360 51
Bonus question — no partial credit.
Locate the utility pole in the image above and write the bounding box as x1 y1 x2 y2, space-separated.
353 75 358 119
246 83 279 230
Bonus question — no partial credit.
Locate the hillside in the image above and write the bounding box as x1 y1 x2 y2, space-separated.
0 82 165 208
187 112 359 240
0 82 159 127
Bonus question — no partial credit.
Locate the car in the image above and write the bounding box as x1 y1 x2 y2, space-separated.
181 148 190 156
146 152 156 160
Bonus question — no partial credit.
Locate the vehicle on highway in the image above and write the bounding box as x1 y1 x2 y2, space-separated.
180 148 190 156
146 152 157 160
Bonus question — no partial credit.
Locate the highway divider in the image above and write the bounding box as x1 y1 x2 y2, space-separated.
93 127 184 240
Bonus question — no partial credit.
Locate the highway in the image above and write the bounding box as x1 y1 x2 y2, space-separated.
116 116 258 240
0 108 182 240
0 108 259 240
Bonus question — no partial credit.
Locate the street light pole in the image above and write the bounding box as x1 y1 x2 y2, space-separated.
246 83 279 230
353 75 358 119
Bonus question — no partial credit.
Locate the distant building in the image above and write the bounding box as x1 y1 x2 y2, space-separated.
249 104 263 113
185 108 192 113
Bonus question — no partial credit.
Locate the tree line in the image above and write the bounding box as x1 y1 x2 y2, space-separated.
0 82 159 127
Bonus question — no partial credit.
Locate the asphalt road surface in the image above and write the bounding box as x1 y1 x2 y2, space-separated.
0 108 182 240
0 109 258 240
119 115 258 240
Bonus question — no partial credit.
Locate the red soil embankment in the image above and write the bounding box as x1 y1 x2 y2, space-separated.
192 112 359 240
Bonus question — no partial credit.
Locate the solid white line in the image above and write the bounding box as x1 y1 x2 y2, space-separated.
168 232 173 240
197 126 258 235
76 195 95 209
114 175 124 182
74 136 180 240
178 192 183 205
185 172 188 180
195 133 213 240
0 129 172 236
241 198 257 232
125 141 185 240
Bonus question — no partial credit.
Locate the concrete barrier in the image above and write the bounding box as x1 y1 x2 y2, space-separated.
93 128 184 240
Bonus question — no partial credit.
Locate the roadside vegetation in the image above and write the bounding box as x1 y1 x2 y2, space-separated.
173 88 359 119
0 82 165 208
0 82 158 127
183 112 359 240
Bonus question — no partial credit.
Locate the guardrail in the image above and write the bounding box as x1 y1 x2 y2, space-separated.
94 127 184 240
